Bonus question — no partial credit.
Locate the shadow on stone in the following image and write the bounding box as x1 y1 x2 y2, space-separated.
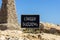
0 25 7 30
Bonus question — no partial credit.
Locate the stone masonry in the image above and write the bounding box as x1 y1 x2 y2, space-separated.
0 0 20 30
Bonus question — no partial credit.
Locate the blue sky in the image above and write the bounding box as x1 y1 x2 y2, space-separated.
0 0 60 24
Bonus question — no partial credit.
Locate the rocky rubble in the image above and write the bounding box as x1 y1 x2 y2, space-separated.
22 22 60 34
0 30 60 40
0 30 40 40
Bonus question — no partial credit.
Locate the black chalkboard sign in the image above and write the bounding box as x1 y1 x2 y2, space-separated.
21 15 39 28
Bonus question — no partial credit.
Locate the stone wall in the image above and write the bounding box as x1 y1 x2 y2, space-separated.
0 0 20 30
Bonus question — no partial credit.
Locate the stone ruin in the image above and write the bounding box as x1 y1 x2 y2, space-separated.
0 0 20 30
